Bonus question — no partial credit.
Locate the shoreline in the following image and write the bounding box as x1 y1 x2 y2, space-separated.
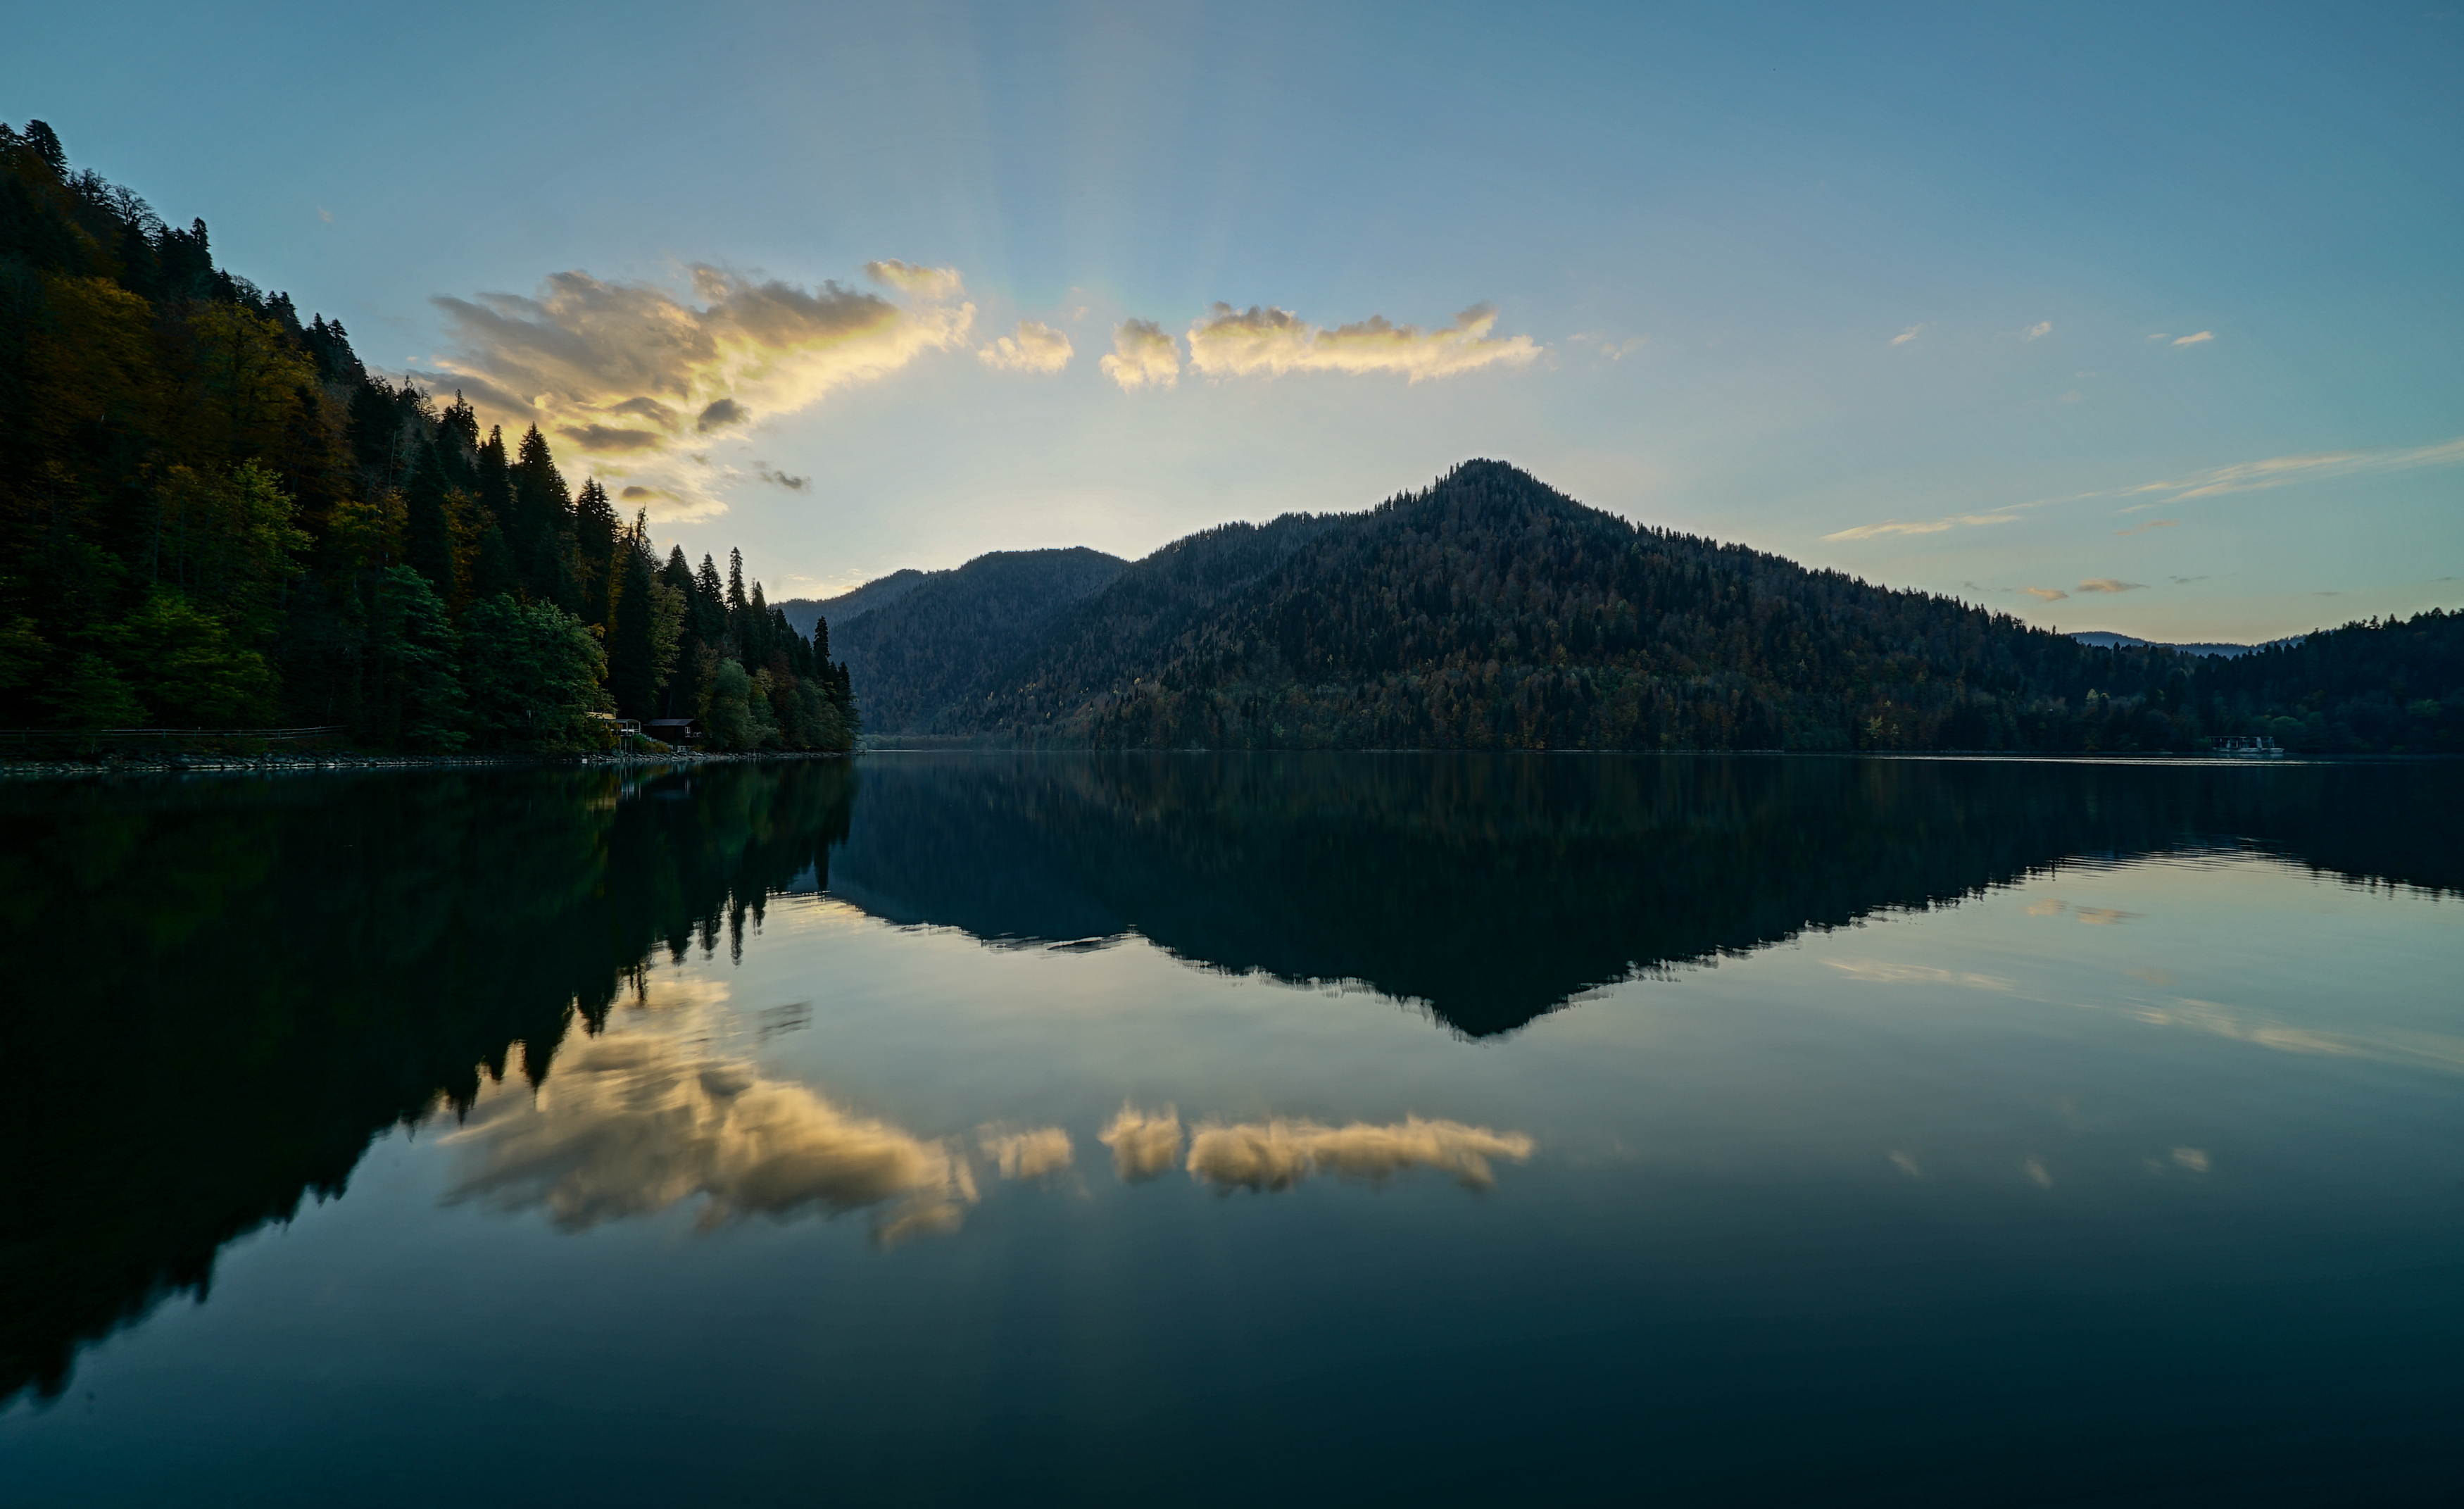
0 749 851 781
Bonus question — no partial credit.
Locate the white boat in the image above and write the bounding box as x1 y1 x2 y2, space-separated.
2213 735 2285 759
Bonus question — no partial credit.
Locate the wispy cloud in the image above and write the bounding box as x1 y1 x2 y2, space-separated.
2025 320 2052 340
2172 331 2214 346
2118 436 2464 507
1825 511 2025 541
2115 519 2178 536
754 465 809 491
976 319 1073 375
1827 435 2464 542
1099 318 1181 392
2022 587 2068 601
1185 303 1540 383
1890 324 1924 346
2076 577 2146 594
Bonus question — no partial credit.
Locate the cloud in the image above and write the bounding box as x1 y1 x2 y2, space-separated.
608 396 679 425
2172 331 2214 346
2025 321 2052 340
753 465 809 491
417 262 975 514
979 1125 1074 1182
2118 437 2464 506
2172 1147 2209 1173
1891 325 1924 346
619 485 672 502
2076 578 2146 594
1184 303 1540 383
318 207 332 224
2022 587 2068 601
2073 906 2139 924
1098 1103 1184 1181
559 423 665 453
2147 332 2171 342
1183 1116 1535 1193
696 397 750 433
2115 519 2178 536
1830 435 2464 543
976 319 1073 375
439 1032 976 1245
1825 511 2024 541
865 259 966 301
1099 319 1181 392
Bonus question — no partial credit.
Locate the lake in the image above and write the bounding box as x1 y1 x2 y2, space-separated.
2 753 2458 1505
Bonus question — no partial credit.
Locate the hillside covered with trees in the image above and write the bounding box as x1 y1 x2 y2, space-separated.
0 121 854 752
850 461 2460 754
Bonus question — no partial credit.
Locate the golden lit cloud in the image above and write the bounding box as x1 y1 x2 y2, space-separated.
1890 324 1924 346
2021 586 2068 601
979 1125 1074 1181
2172 331 2214 346
2076 577 2146 594
1098 1103 1184 1181
416 261 974 518
1183 1115 1534 1193
439 1032 976 1244
976 320 1074 375
1099 319 1181 392
1184 303 1539 383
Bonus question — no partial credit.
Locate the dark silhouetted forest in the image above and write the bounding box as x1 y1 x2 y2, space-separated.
845 461 2460 753
0 122 854 751
826 546 1126 732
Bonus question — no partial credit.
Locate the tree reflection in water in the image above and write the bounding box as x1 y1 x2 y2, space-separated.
1 753 2449 1408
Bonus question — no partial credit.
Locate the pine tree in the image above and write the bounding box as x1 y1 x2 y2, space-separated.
470 520 520 603
404 434 458 601
608 542 658 720
510 425 577 611
573 477 618 628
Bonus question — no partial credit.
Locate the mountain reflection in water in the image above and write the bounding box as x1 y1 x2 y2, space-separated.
0 753 2451 1411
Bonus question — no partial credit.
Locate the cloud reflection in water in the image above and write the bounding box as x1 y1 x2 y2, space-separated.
440 1033 978 1246
1185 1117 1535 1193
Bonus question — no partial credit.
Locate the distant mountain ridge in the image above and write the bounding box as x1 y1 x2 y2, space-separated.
779 570 929 641
832 461 2460 754
2068 631 2296 659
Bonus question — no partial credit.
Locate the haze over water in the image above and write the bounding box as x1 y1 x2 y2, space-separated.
2 754 2459 1504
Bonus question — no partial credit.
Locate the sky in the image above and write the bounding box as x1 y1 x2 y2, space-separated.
8 0 2460 641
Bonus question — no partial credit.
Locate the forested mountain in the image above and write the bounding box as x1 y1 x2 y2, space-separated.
0 122 854 752
866 462 2461 754
779 568 927 641
831 546 1126 732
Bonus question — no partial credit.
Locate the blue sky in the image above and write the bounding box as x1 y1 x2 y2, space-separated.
9 1 2459 639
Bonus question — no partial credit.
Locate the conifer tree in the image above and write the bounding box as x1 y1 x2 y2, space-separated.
608 542 658 720
573 477 618 627
511 425 578 612
403 434 458 601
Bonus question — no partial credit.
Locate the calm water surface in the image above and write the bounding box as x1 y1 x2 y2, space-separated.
2 753 2459 1505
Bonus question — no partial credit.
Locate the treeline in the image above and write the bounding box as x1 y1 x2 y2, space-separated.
935 461 2456 754
0 121 854 751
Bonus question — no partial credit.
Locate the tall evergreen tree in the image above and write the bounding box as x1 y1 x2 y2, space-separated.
510 425 577 611
573 477 618 628
608 543 658 720
403 434 458 601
